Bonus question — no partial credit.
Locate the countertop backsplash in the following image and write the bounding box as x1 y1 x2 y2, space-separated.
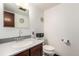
0 35 31 44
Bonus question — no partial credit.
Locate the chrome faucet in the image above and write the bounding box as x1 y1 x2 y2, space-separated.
17 29 22 41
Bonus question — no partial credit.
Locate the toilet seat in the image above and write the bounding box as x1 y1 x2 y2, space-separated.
43 45 55 55
43 45 55 51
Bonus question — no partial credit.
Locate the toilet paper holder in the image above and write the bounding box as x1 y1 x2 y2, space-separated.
61 39 71 46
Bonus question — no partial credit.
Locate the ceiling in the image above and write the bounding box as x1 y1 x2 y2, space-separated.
30 3 59 11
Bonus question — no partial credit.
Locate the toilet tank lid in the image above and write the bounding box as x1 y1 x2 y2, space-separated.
43 45 55 51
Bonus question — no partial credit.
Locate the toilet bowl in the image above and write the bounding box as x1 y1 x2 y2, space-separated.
43 45 55 56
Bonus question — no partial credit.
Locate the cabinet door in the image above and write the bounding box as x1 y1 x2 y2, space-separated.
4 11 14 27
30 44 43 56
14 50 29 56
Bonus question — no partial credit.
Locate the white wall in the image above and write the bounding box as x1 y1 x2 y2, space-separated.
29 4 44 33
0 3 31 39
44 3 79 56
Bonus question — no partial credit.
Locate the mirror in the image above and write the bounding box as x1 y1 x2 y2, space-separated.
3 3 29 28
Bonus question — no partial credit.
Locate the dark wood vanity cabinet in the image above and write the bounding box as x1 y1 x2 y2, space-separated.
14 43 43 56
4 11 14 27
15 50 29 56
30 44 43 56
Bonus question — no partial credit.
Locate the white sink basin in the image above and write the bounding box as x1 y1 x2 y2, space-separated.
13 40 33 48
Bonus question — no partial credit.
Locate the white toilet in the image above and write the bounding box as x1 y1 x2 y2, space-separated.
36 36 55 56
43 45 55 56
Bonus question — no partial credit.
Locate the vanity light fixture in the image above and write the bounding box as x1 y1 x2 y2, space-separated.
19 7 27 11
16 3 29 11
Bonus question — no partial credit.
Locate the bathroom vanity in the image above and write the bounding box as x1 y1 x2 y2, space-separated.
0 38 43 56
14 43 42 56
